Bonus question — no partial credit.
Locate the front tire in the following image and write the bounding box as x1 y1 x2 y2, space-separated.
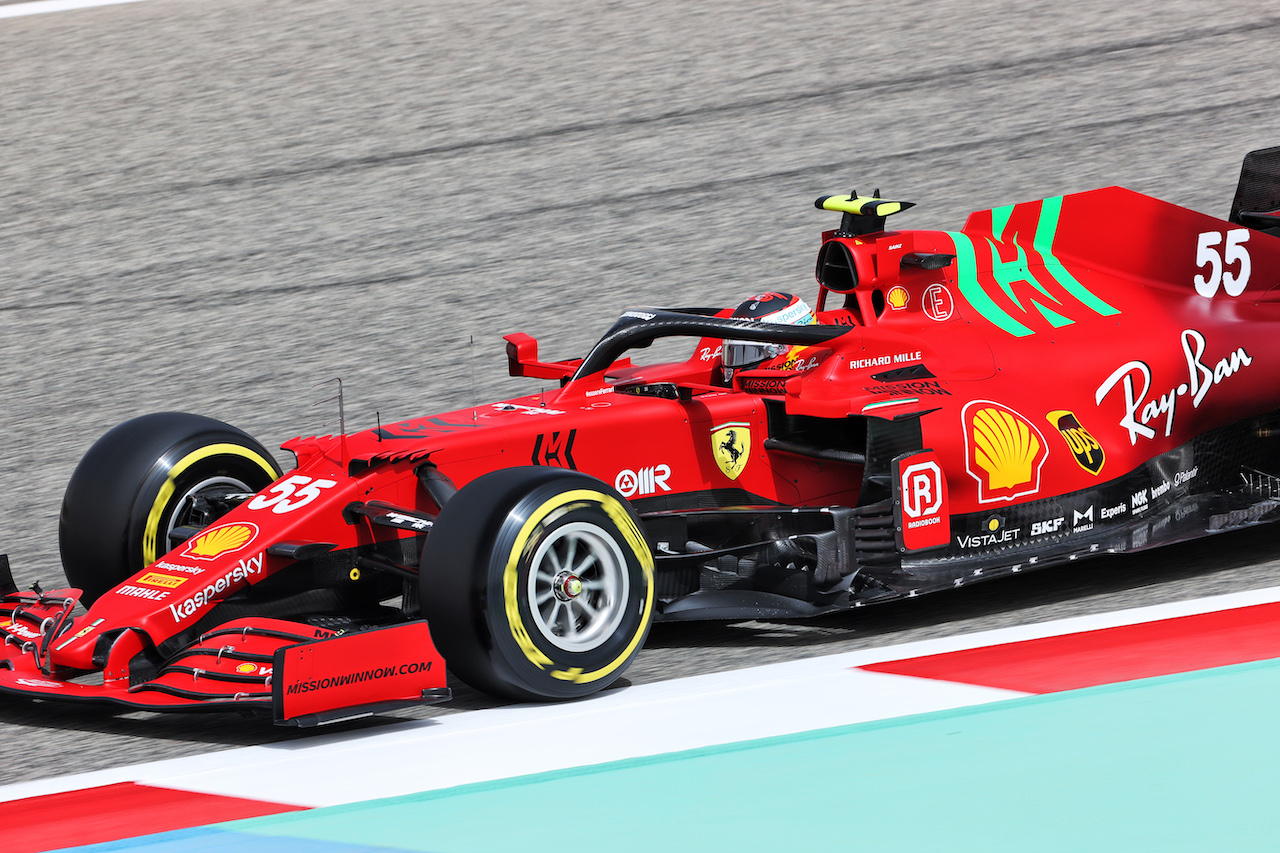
419 467 655 702
59 412 282 605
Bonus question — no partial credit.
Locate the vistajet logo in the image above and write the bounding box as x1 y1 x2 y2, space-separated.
168 554 264 623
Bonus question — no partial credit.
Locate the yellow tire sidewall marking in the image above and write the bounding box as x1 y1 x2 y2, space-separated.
141 443 279 566
502 488 654 685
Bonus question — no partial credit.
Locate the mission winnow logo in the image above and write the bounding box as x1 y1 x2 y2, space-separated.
286 660 434 694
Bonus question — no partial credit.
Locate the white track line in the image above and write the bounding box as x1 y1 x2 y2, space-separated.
0 0 153 19
5 583 1280 807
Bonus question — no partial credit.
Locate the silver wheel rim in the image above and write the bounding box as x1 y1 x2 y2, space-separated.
527 521 630 652
164 475 253 546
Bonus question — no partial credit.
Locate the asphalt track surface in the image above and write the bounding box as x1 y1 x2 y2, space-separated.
2 0 1280 782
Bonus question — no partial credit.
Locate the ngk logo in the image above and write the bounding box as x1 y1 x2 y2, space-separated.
901 461 943 518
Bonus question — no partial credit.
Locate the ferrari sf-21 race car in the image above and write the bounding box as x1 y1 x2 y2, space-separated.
3 147 1280 725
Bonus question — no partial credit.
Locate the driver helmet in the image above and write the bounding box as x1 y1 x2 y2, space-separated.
722 292 817 374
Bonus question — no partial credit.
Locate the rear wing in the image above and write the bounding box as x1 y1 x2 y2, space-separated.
1229 146 1280 233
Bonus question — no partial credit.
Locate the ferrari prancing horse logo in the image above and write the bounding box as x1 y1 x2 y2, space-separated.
712 423 751 480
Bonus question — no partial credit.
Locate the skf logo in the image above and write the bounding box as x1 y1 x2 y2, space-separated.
1031 517 1065 536
886 286 909 310
963 401 1048 503
532 429 577 469
711 423 751 480
182 523 259 561
137 572 187 589
1046 410 1105 475
615 465 671 498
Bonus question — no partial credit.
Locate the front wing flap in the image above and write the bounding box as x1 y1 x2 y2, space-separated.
0 604 449 725
272 621 448 726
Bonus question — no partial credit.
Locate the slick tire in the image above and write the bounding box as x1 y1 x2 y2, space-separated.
59 412 282 605
419 467 655 702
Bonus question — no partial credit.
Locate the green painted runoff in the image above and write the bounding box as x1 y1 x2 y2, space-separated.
216 658 1280 852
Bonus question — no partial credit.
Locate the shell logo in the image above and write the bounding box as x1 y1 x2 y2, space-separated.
181 522 259 561
963 401 1048 503
886 286 909 310
236 663 257 674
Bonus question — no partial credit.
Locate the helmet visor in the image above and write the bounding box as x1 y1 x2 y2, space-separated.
722 340 785 369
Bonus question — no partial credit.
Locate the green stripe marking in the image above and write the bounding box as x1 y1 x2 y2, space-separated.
215 658 1280 853
863 397 919 411
950 195 1119 337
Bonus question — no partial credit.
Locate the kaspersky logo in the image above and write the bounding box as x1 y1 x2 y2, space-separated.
948 196 1120 336
181 522 259 561
169 554 264 622
964 401 1048 503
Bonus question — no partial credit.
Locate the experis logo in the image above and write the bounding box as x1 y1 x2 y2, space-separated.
168 554 263 623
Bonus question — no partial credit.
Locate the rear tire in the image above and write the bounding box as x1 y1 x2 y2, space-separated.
59 412 282 605
419 467 654 702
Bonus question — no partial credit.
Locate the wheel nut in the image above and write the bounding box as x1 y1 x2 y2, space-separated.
554 572 583 601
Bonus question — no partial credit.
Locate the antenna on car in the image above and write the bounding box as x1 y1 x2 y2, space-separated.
469 335 478 422
311 377 349 465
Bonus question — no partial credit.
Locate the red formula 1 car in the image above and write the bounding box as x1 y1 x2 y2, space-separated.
3 147 1280 724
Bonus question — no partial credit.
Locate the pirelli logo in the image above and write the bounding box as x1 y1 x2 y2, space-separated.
137 572 188 589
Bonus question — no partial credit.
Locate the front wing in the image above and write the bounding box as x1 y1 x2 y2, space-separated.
0 583 448 726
